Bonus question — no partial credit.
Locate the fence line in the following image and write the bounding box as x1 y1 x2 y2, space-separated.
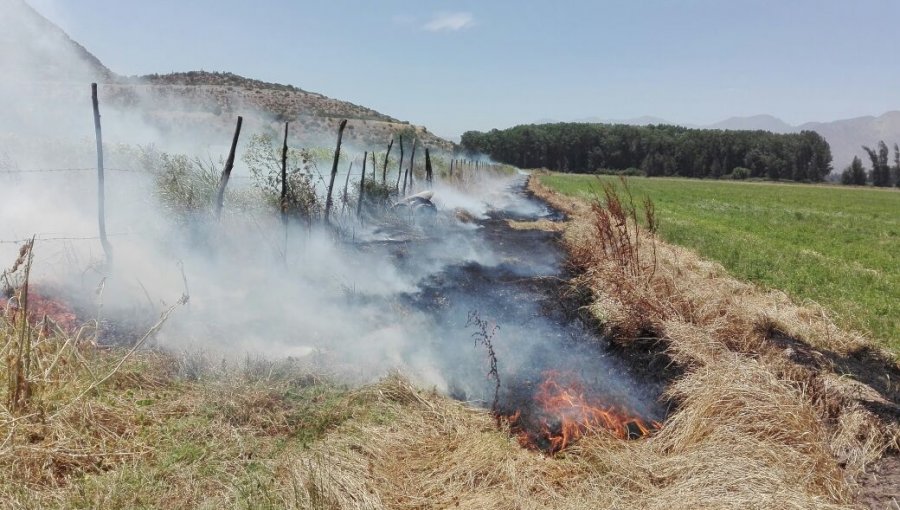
0 233 132 245
0 167 146 174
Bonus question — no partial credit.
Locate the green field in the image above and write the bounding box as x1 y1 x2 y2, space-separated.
540 174 900 351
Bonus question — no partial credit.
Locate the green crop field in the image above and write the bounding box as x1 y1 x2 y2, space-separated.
539 174 900 351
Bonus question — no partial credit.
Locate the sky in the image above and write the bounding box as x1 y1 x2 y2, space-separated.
26 0 900 140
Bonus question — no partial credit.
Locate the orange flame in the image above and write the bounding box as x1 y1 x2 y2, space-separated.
507 370 660 453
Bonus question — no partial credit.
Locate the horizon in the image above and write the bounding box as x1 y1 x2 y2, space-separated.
23 0 900 140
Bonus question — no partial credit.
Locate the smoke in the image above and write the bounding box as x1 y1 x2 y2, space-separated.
0 0 663 422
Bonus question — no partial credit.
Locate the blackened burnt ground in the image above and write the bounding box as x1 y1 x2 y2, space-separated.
389 177 671 427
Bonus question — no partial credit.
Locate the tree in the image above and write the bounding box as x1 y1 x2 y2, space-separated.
894 143 900 188
840 156 867 185
460 122 832 182
863 141 892 187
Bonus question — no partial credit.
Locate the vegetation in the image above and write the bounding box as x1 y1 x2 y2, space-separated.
3 238 894 508
0 308 369 507
137 71 307 93
461 123 833 181
860 140 900 187
242 133 326 223
539 174 899 349
0 172 896 508
840 156 868 185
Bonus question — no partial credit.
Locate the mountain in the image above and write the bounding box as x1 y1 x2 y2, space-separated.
708 114 795 134
575 115 673 126
3 0 452 151
799 112 900 170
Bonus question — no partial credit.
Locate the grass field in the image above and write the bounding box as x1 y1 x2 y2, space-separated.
539 174 900 351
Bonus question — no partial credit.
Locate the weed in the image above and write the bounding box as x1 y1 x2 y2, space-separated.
466 310 500 415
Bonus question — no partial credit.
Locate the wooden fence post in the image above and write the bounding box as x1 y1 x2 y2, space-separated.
411 139 418 189
407 138 417 193
395 135 404 190
215 115 243 221
382 137 393 183
358 151 367 219
280 121 290 262
425 148 433 186
280 121 289 221
91 83 113 267
323 119 348 223
341 162 353 216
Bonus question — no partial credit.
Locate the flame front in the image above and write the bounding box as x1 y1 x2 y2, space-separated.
507 370 659 453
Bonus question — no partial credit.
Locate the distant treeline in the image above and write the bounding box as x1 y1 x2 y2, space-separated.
460 123 833 181
841 141 900 187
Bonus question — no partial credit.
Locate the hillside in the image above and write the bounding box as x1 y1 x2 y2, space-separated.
4 1 452 151
1 0 114 82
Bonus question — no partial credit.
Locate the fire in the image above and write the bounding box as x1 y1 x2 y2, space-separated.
505 370 659 453
1 285 80 334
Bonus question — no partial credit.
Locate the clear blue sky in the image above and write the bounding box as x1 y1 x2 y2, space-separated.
29 0 900 139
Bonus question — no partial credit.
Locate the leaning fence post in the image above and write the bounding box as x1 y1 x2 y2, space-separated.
425 148 433 186
215 116 243 221
323 119 348 223
395 135 404 190
407 138 417 194
358 151 367 218
449 158 454 179
382 137 394 183
91 84 113 267
280 121 289 257
341 162 353 216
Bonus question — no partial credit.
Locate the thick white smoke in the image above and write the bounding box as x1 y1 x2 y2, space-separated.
0 0 663 420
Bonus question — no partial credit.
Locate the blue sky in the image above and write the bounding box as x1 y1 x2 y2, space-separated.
29 0 900 139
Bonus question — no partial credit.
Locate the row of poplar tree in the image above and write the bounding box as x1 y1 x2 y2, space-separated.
460 123 833 182
841 141 900 187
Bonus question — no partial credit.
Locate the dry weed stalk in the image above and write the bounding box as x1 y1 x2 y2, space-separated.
466 310 501 415
5 237 35 415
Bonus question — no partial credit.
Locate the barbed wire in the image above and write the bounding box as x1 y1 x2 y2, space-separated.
0 233 131 245
0 167 148 174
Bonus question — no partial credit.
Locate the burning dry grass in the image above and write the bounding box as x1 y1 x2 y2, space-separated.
1 322 886 509
3 174 897 508
288 369 855 509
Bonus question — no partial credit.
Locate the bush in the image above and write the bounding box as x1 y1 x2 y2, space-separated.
729 167 751 180
242 134 324 222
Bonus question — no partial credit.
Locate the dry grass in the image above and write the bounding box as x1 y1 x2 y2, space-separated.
3 174 898 508
0 299 362 508
529 175 899 503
